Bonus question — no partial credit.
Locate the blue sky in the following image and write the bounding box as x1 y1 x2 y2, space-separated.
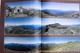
4 37 41 44
4 37 80 44
42 2 79 11
41 37 80 44
5 18 80 26
6 1 79 11
5 18 41 26
42 18 80 25
6 1 41 9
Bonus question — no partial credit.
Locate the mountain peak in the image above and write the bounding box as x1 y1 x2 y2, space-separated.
47 23 61 27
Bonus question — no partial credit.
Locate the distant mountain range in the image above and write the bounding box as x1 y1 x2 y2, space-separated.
17 25 42 30
41 9 80 18
5 25 42 30
69 24 80 26
42 9 76 16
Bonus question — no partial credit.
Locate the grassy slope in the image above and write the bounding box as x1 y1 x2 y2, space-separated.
51 42 80 52
42 42 80 52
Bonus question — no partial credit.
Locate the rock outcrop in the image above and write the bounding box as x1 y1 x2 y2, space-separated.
42 23 80 35
63 11 80 18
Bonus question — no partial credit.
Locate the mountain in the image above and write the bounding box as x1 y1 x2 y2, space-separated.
42 23 80 35
4 25 42 35
52 41 80 52
5 5 12 12
39 43 62 50
4 43 37 52
5 26 34 34
5 42 80 52
41 9 80 18
63 11 80 18
41 10 75 16
18 25 42 30
69 24 80 26
5 5 41 18
41 41 80 52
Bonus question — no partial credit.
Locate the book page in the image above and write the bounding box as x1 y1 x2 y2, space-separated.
4 0 41 53
41 1 80 53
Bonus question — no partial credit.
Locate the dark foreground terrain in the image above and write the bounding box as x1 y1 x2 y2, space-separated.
4 49 39 53
4 41 80 52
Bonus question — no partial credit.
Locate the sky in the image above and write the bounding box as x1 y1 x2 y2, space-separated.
42 2 79 11
5 18 41 26
6 1 79 11
4 37 41 44
41 37 80 44
42 18 80 25
6 1 41 9
4 37 80 44
5 18 80 26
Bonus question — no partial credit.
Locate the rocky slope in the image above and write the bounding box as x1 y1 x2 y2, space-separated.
42 23 80 35
5 5 41 18
63 11 80 18
41 11 80 18
4 26 41 35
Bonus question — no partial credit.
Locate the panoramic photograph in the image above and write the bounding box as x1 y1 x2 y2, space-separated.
4 37 41 53
4 18 41 36
4 37 80 52
41 2 80 18
4 18 80 36
41 18 80 35
41 37 80 52
5 1 41 18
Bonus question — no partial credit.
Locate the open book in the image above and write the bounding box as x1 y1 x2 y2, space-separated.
4 0 80 53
